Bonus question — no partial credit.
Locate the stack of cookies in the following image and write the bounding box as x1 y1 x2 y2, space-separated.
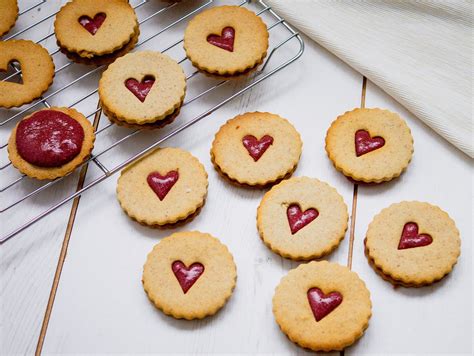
54 0 139 65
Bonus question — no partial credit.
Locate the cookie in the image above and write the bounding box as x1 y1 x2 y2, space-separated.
273 261 372 352
58 25 140 66
184 6 269 76
54 0 138 63
0 40 55 108
142 231 237 320
211 112 302 187
257 177 348 260
0 0 18 36
325 108 414 183
99 51 186 126
116 147 208 227
8 107 95 180
365 201 461 287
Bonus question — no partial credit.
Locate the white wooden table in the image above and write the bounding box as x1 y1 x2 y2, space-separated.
1 1 472 355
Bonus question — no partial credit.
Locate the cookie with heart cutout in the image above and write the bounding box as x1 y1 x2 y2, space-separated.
211 112 302 187
54 0 138 64
8 107 95 180
365 201 461 287
0 40 55 108
0 0 18 36
184 5 269 76
257 176 348 260
325 108 414 183
273 261 372 352
99 51 186 126
142 231 237 320
116 147 208 227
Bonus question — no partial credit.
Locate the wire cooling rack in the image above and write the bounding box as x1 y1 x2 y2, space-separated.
0 0 304 243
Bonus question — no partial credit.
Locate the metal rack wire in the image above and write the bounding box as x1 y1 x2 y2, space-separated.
0 0 304 243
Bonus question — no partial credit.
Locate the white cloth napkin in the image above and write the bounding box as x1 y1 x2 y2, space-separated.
267 0 473 157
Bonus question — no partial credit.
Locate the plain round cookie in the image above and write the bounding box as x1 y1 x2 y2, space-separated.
211 112 302 186
99 51 186 125
0 0 18 36
117 147 208 227
142 231 237 320
273 261 372 352
325 108 414 183
8 107 95 180
0 40 55 108
54 0 138 58
365 201 460 287
184 6 269 76
257 177 348 260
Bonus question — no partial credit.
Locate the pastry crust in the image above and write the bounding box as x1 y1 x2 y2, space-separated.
0 0 18 36
273 261 372 352
184 6 269 76
325 108 414 183
257 176 348 260
211 112 302 187
142 231 237 320
365 201 461 286
8 107 95 180
54 0 138 59
0 40 55 108
116 147 208 227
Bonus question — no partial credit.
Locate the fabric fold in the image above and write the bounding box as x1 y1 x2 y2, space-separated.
267 0 473 157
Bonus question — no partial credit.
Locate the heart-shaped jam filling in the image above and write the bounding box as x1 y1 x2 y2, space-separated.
287 204 319 235
355 129 385 157
147 170 179 201
398 222 433 250
125 76 155 103
207 27 235 52
15 110 85 167
78 13 107 35
307 287 343 322
242 135 274 161
172 261 205 294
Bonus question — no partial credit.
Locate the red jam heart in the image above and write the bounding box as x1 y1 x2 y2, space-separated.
287 204 319 235
242 135 274 161
15 110 84 167
207 27 235 52
307 288 343 322
172 261 205 294
398 222 433 250
78 13 106 35
355 129 385 157
147 170 179 201
125 76 155 103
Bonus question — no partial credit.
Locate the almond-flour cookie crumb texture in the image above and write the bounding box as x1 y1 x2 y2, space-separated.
211 112 302 187
99 51 186 126
8 107 95 180
184 6 269 76
257 176 348 260
116 147 208 227
142 231 237 320
54 0 138 65
0 40 55 108
365 201 461 287
273 261 372 352
0 0 18 36
325 108 414 183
